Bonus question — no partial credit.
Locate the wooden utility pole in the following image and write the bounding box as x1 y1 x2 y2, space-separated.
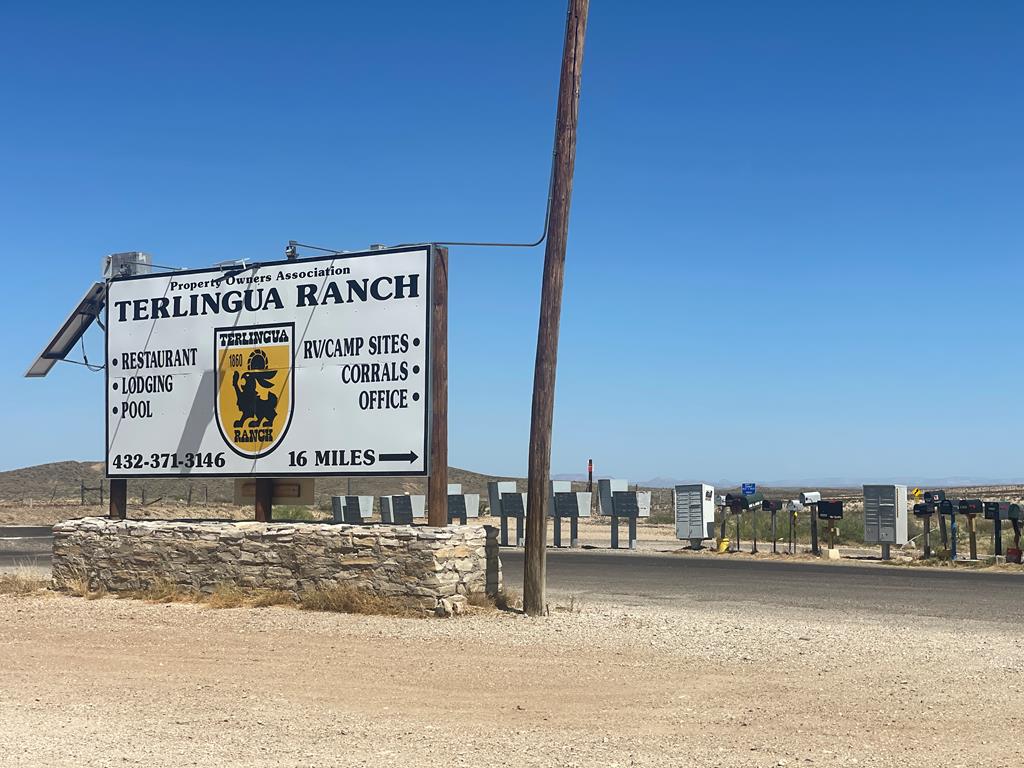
427 245 449 526
523 0 589 617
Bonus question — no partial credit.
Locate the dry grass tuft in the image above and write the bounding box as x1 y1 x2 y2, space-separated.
205 584 247 609
296 584 423 617
465 591 495 608
63 577 107 600
250 589 295 608
494 588 521 612
553 594 583 614
464 589 522 613
124 579 197 603
0 571 48 595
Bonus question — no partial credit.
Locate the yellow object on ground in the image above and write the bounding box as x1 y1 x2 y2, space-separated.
717 538 730 553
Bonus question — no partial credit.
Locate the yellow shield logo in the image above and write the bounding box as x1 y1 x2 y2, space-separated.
214 323 294 459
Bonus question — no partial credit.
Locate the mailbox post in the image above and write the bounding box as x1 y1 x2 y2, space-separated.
725 494 749 553
818 500 844 558
921 491 945 559
912 502 935 558
1008 504 1022 563
800 492 821 556
939 499 956 560
958 500 982 560
762 499 783 554
785 500 803 555
983 501 1008 558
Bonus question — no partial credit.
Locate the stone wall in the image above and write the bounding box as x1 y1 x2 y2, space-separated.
52 518 501 607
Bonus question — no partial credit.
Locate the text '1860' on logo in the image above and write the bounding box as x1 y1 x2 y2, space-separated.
215 323 295 459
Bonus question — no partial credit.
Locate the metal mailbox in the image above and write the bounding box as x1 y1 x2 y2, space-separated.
725 493 749 513
487 481 518 519
501 492 526 518
598 479 629 516
612 491 650 518
380 494 425 524
605 487 651 550
332 495 373 524
550 480 591 548
863 484 908 546
959 499 983 516
799 491 822 505
983 501 1008 520
497 490 527 547
817 500 844 520
447 492 480 525
912 502 935 517
673 483 716 543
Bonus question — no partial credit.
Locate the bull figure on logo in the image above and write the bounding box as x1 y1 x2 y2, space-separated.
231 349 278 428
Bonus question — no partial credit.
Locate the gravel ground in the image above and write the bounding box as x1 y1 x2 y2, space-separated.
0 589 1019 767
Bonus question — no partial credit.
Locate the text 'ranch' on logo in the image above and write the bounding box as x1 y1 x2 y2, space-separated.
215 323 295 458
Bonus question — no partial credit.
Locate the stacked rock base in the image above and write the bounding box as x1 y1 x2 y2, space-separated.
52 518 502 611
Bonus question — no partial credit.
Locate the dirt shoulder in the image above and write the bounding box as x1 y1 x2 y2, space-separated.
0 590 1017 767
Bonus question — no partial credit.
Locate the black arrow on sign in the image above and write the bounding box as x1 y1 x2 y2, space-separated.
379 451 419 464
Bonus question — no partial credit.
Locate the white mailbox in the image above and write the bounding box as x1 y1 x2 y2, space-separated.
674 483 716 543
863 484 908 546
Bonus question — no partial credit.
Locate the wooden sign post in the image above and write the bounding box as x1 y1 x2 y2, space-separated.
427 246 449 527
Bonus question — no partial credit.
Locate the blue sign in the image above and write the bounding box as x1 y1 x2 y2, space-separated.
741 483 756 496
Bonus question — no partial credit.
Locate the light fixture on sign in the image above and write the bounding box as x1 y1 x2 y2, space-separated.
25 282 106 378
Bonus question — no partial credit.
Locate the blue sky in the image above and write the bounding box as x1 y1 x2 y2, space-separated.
2 1 1021 483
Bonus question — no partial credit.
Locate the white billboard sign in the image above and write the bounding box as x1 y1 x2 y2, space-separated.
106 246 431 478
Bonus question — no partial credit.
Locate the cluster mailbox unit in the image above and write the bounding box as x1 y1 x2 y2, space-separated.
863 484 908 559
379 494 426 525
446 483 480 525
488 481 524 547
549 480 591 548
673 483 716 549
332 495 374 524
598 479 650 550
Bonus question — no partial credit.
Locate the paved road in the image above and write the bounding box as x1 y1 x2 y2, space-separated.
0 527 52 571
501 547 1024 623
4 528 1021 623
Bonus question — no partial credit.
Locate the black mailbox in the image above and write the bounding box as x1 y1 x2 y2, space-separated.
761 499 783 513
725 493 748 513
983 501 1010 520
913 502 935 517
939 499 955 515
923 490 946 503
817 500 844 520
1008 504 1022 521
958 499 983 516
